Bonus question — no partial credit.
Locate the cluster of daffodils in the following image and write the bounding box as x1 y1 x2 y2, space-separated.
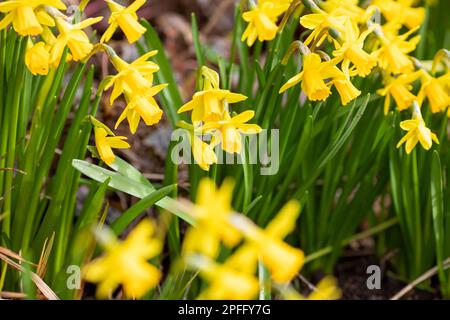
177 66 262 170
0 0 169 165
242 0 450 154
83 178 341 299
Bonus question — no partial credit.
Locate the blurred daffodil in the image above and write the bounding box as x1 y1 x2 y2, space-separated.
187 254 259 300
182 178 240 258
84 220 162 299
373 0 425 30
101 0 147 44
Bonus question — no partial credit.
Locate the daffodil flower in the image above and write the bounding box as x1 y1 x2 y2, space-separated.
418 70 450 113
94 126 130 165
115 84 167 133
101 0 147 44
241 0 290 47
300 11 347 47
186 254 259 300
83 220 162 299
105 51 160 105
279 53 342 101
332 19 377 77
182 178 240 257
282 276 342 300
202 110 262 154
178 66 247 123
373 0 425 30
25 41 50 75
50 16 103 66
374 26 420 74
396 104 439 154
0 0 66 36
229 200 305 283
377 71 421 114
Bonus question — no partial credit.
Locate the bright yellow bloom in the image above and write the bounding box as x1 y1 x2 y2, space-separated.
84 220 162 299
94 126 130 165
377 71 421 114
373 0 425 30
320 0 366 21
300 11 347 47
232 200 305 283
178 67 247 123
279 53 341 101
188 255 259 300
202 110 262 154
0 0 66 36
50 17 103 66
189 133 217 171
307 276 342 300
105 51 160 105
333 19 376 77
418 70 450 113
375 26 420 74
241 0 290 47
115 84 167 133
25 41 50 75
283 276 342 300
182 178 241 258
101 0 147 44
396 106 439 154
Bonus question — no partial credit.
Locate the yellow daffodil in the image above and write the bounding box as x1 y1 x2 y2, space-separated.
373 0 425 30
241 0 290 47
105 51 160 105
202 110 262 154
333 19 377 77
182 178 240 258
300 11 347 47
115 84 167 133
377 71 421 114
0 0 66 36
418 70 450 113
397 104 439 154
101 0 147 44
25 41 50 75
84 220 162 299
94 126 130 165
375 26 420 74
320 0 366 21
178 66 247 123
187 255 259 300
279 53 341 101
283 276 342 300
188 133 217 171
50 17 103 66
231 200 305 283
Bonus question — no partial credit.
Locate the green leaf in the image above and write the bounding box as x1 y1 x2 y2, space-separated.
72 159 194 225
110 184 177 235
